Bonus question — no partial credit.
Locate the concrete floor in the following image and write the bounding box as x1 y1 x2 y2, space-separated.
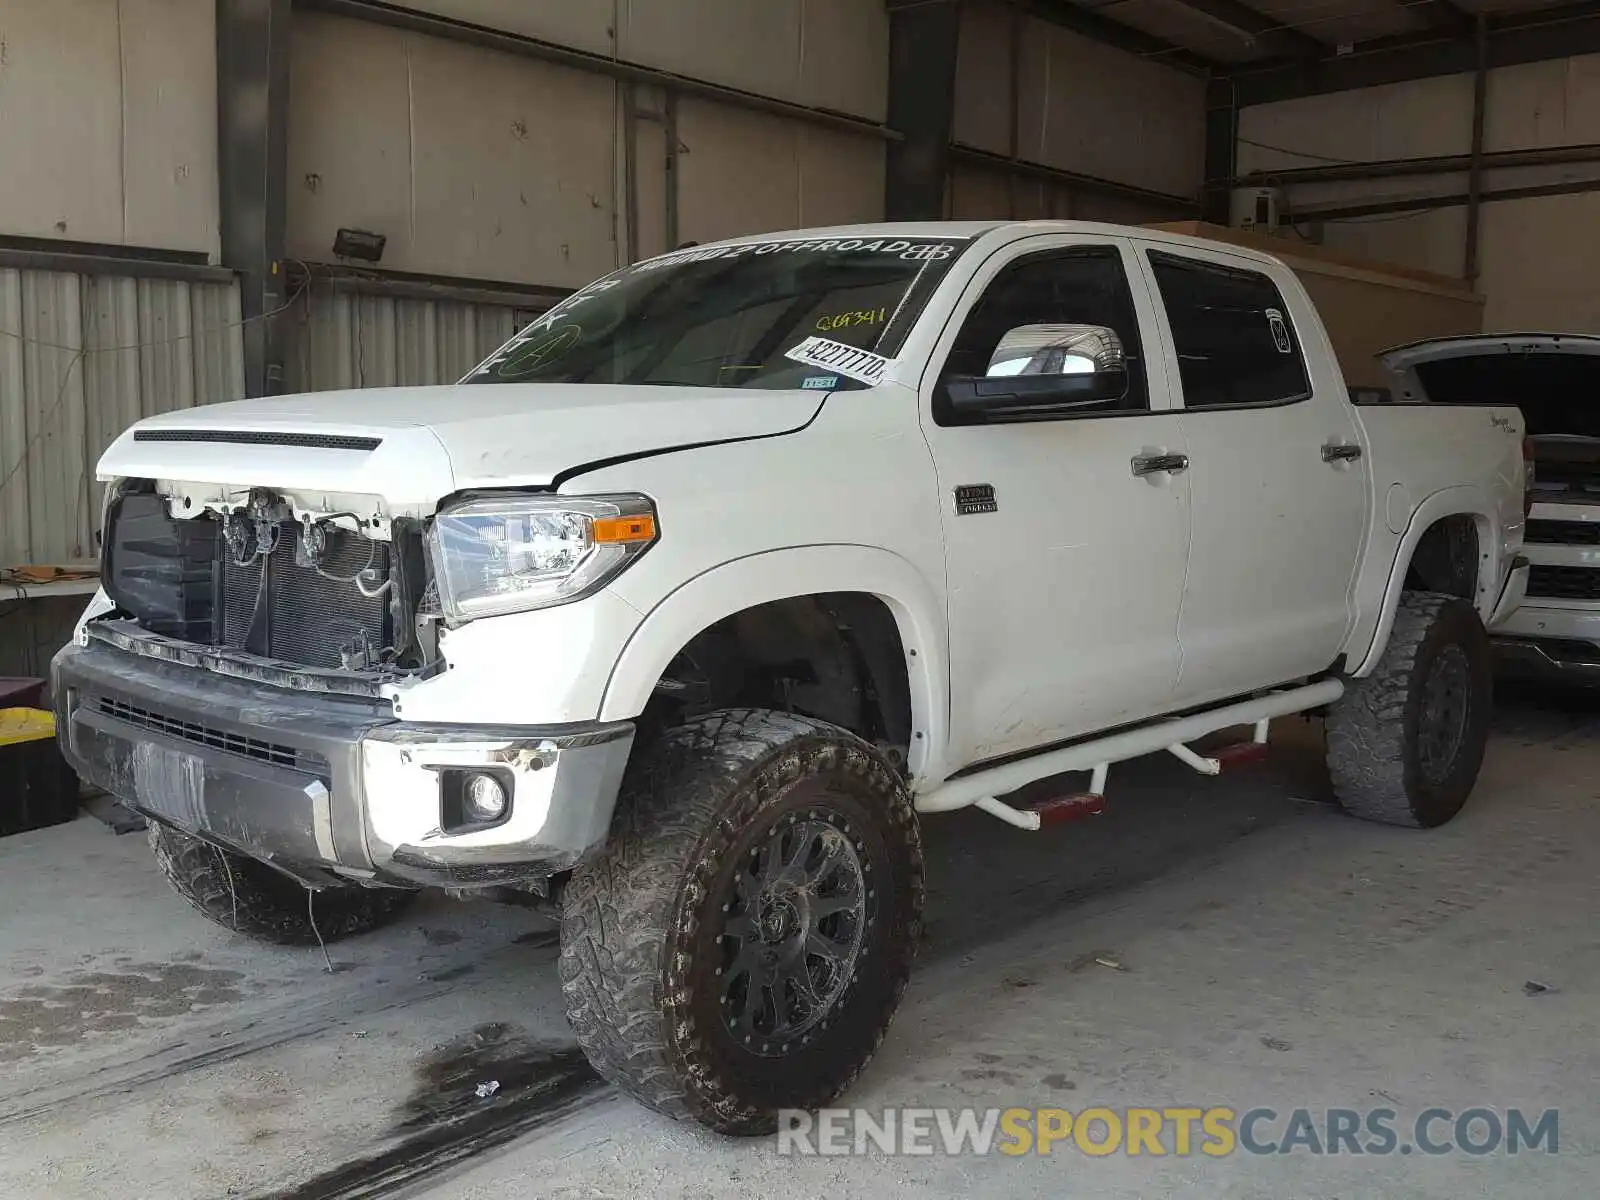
0 686 1594 1198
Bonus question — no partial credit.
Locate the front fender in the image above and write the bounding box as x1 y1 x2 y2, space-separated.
1349 485 1509 677
599 545 951 783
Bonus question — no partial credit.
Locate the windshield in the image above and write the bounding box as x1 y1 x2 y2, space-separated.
463 236 970 390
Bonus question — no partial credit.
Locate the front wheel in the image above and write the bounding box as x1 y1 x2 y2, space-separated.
558 709 924 1135
148 823 418 946
1326 591 1492 828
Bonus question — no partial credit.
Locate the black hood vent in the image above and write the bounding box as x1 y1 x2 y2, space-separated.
133 429 382 451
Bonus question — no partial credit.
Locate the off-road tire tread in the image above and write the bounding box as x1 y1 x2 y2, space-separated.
559 707 924 1135
1326 590 1489 828
148 823 416 946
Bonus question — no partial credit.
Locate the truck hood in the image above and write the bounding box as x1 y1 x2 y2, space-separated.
98 383 824 516
1380 334 1600 439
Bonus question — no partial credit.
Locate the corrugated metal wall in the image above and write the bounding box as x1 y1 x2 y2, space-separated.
280 285 531 392
0 266 244 566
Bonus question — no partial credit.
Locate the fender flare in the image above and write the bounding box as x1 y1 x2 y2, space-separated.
1351 485 1504 677
601 546 950 781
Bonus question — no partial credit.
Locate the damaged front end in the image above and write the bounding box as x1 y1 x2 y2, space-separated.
97 479 444 691
56 476 638 892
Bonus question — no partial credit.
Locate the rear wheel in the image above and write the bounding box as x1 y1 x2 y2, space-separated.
1326 591 1492 828
559 708 923 1135
148 823 417 946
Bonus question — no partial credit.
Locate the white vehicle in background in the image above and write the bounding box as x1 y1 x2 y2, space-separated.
56 221 1527 1134
1384 334 1600 679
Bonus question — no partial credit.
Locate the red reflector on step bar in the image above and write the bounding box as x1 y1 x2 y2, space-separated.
1029 794 1106 826
1210 741 1271 769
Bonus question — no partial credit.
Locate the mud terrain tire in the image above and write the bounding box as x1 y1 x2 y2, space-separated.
559 708 924 1135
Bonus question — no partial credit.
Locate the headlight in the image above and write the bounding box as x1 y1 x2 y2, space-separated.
426 494 657 621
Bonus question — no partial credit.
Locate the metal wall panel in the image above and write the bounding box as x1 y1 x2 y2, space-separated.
1478 190 1600 330
282 287 523 394
350 0 889 120
1237 75 1475 174
953 2 1206 201
288 12 622 288
952 2 1015 156
676 100 886 244
621 0 886 121
0 0 219 255
389 0 615 55
1237 51 1600 324
1019 19 1205 201
0 269 243 568
948 163 1180 225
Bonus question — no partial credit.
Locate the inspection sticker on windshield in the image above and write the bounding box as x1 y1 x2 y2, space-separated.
785 337 892 387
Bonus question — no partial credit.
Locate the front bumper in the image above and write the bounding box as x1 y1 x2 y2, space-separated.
1492 595 1600 683
1493 635 1600 681
52 637 633 888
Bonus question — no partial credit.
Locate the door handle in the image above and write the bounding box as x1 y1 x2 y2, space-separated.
1322 442 1363 463
1131 453 1189 477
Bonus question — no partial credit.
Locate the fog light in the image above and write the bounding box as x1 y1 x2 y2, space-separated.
463 772 508 822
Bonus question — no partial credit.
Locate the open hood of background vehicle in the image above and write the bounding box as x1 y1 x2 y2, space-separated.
1380 334 1600 439
1380 333 1600 373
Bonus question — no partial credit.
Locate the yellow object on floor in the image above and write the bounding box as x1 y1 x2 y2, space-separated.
0 708 55 748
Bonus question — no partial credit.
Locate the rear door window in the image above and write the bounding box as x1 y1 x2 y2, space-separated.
1148 251 1310 410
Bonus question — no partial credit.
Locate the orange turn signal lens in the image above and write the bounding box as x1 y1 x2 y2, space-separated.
593 513 657 544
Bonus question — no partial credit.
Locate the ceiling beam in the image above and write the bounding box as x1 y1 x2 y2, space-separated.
1234 140 1600 186
1397 0 1472 36
1024 0 1223 74
1289 173 1600 221
1154 0 1326 59
1227 0 1600 106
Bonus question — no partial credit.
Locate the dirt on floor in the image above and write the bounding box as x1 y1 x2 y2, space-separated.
0 688 1595 1199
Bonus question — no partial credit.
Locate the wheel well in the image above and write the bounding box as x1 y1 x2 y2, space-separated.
640 594 914 771
1404 514 1481 600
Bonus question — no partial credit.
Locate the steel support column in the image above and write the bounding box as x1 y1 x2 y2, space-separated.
886 0 964 220
217 0 292 397
1463 15 1489 285
1203 79 1239 225
1229 1 1600 106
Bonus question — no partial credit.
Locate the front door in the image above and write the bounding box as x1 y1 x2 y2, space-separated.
1136 243 1369 706
920 237 1192 770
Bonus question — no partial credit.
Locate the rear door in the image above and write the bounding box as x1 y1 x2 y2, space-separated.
1137 244 1369 707
919 235 1191 769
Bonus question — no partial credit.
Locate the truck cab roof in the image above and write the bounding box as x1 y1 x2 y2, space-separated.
667 220 1293 273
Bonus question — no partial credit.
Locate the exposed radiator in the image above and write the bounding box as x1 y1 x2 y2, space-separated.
220 521 392 669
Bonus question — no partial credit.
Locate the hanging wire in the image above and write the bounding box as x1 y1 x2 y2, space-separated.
1237 136 1369 165
0 269 313 512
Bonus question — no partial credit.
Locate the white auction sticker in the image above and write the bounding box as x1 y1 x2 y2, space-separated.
784 337 893 387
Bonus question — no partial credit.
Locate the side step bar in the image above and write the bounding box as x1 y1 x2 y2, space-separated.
915 679 1343 828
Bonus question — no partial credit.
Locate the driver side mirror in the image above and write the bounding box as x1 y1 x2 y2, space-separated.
941 323 1130 423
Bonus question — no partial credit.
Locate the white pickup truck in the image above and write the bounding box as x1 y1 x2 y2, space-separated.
56 221 1528 1134
1382 333 1600 678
